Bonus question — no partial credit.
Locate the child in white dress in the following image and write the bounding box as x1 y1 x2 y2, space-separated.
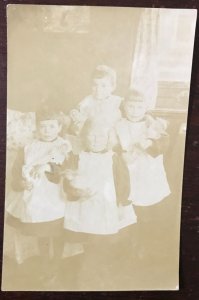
68 65 122 136
6 108 71 276
114 89 171 206
63 118 137 236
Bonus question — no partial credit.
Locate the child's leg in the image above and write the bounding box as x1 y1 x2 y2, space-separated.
38 236 50 258
37 236 51 277
47 234 65 280
52 235 65 260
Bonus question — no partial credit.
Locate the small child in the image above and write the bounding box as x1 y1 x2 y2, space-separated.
6 107 71 278
63 118 137 236
114 89 171 206
68 65 122 136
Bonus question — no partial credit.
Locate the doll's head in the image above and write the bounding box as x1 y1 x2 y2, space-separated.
122 89 147 122
81 118 110 153
91 65 117 100
36 107 63 142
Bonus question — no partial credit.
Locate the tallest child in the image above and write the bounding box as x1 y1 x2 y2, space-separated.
69 65 122 135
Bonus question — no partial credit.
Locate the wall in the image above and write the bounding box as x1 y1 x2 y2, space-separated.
7 5 141 112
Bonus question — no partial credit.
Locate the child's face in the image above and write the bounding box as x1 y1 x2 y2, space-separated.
92 77 114 100
85 130 109 152
38 119 62 142
123 101 147 122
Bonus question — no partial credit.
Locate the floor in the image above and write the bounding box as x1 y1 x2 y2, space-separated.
2 194 179 291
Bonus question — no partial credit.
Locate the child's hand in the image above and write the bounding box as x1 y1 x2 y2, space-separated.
30 164 51 179
70 109 85 124
69 109 86 134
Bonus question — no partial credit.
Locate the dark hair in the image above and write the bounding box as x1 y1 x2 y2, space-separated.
92 65 116 88
119 89 146 117
124 89 145 103
35 106 64 125
80 116 111 138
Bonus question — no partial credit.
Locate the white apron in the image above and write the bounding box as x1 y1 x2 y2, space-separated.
6 137 71 223
78 94 122 129
64 151 136 234
116 119 170 206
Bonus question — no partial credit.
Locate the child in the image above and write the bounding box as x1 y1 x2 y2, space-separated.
114 89 171 206
6 107 71 280
68 65 122 136
63 118 137 236
61 119 137 288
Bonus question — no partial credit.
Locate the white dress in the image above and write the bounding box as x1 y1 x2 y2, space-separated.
77 94 122 129
6 137 71 223
115 118 171 206
64 151 137 235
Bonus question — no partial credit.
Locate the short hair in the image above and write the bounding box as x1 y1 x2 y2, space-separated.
35 106 64 125
92 65 117 89
80 117 110 138
124 89 145 103
120 89 147 117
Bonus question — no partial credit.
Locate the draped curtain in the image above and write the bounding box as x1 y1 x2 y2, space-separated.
130 8 160 109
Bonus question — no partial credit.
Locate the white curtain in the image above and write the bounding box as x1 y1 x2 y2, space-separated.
130 8 160 109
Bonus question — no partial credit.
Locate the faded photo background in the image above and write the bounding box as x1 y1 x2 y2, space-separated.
2 5 196 291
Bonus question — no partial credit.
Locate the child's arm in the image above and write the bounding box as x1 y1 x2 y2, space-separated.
62 152 79 199
11 148 33 191
62 153 95 200
146 134 170 157
112 153 131 206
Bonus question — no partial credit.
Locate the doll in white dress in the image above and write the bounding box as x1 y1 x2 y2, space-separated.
6 107 71 276
114 89 171 206
68 65 122 136
63 118 137 236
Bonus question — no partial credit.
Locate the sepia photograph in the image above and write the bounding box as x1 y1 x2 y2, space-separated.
1 4 197 291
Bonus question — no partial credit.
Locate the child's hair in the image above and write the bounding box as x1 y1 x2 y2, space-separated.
80 117 107 137
92 65 117 89
120 89 147 117
124 89 145 103
35 106 64 126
